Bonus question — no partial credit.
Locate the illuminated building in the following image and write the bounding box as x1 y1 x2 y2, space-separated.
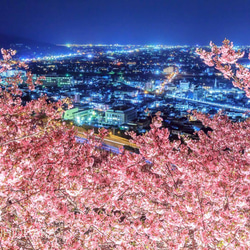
145 81 153 91
214 78 218 89
74 93 80 103
42 76 73 87
193 86 204 100
73 109 95 125
63 107 96 125
0 69 27 78
63 107 79 120
163 66 175 74
179 80 190 90
105 106 137 125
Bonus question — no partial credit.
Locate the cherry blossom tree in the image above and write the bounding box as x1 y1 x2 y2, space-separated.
0 42 249 250
196 39 249 97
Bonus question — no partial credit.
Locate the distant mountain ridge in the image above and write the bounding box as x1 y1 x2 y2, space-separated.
0 33 71 59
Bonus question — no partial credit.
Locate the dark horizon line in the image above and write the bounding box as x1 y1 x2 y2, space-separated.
1 32 249 48
55 42 250 47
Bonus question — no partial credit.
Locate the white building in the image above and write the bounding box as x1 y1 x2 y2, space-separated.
63 107 97 125
42 76 74 87
0 70 26 78
105 106 137 125
63 107 80 120
179 80 190 91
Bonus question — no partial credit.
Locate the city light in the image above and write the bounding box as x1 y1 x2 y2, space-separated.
9 43 248 132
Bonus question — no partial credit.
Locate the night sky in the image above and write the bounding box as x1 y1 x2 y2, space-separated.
1 0 250 45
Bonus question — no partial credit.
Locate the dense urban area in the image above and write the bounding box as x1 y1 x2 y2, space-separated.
2 43 250 148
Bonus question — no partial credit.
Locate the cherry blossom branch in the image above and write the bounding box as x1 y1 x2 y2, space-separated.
0 117 54 146
0 241 3 250
166 164 177 187
196 39 250 97
196 188 205 230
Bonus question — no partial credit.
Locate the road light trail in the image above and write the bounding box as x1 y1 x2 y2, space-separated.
166 94 249 112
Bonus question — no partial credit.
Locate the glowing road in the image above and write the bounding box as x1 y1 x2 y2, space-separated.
76 132 138 154
165 94 249 112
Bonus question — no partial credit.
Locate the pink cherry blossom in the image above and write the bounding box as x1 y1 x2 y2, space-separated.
0 45 249 249
197 39 249 97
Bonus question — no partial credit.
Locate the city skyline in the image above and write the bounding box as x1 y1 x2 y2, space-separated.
1 0 250 46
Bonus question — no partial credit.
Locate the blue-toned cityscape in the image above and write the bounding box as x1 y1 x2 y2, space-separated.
1 43 250 146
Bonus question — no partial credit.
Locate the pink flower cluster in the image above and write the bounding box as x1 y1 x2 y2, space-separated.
196 39 250 97
0 46 249 249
